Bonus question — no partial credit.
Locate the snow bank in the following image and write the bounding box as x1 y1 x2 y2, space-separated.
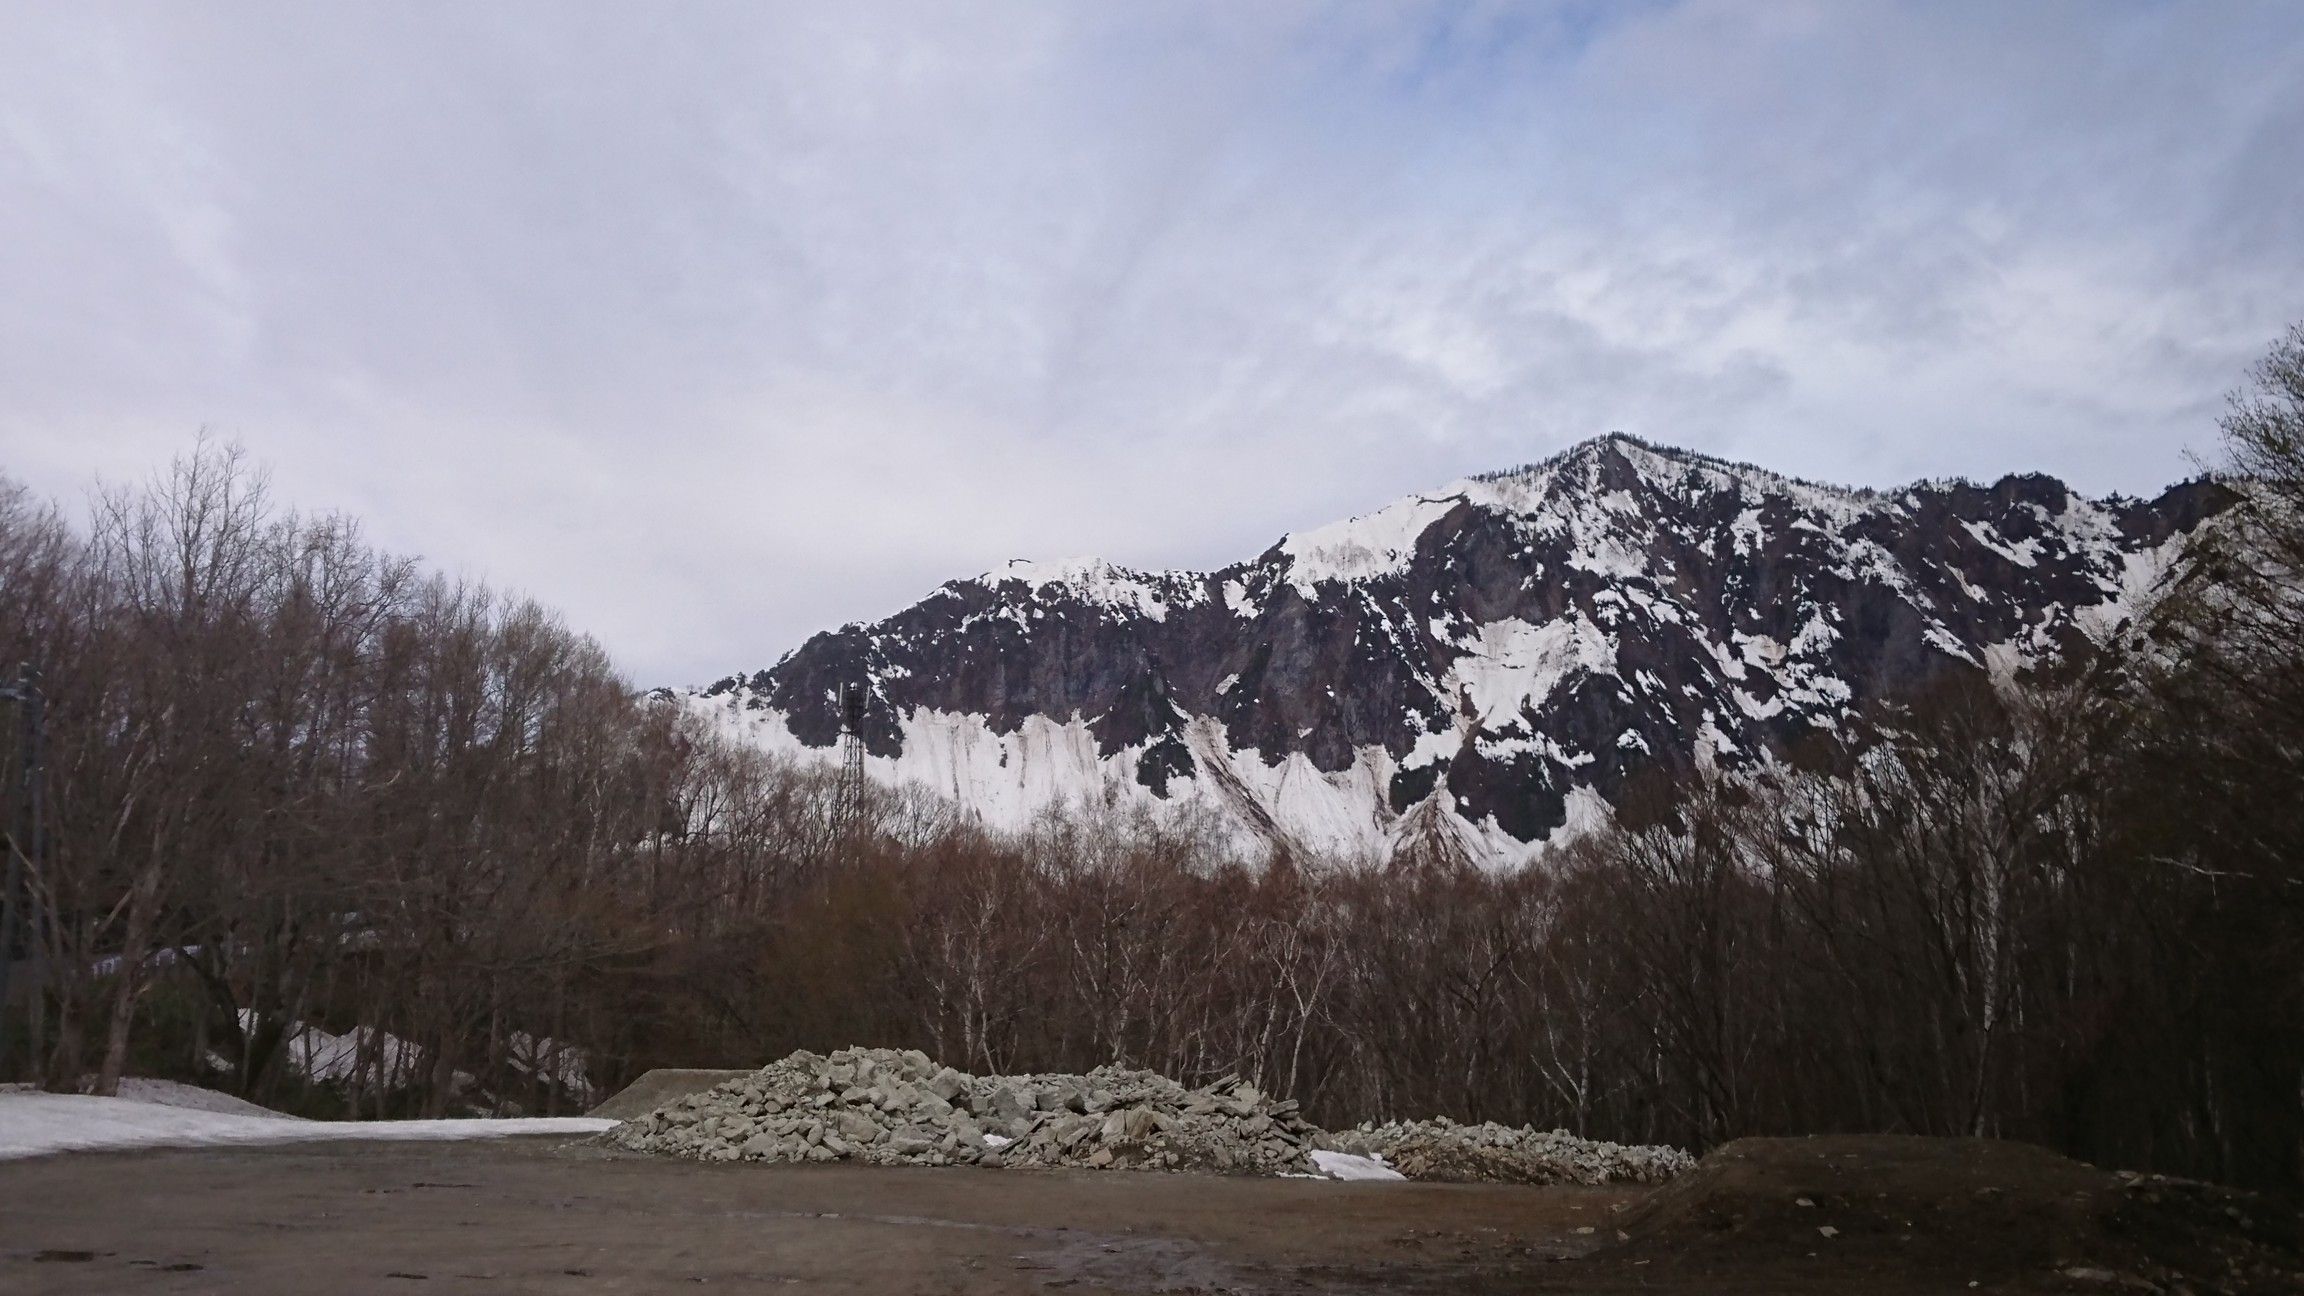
0 1090 611 1161
92 1078 279 1117
4 1078 288 1118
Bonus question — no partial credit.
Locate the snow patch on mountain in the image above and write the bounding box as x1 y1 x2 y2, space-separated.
2074 528 2191 644
1425 614 1623 747
1280 493 1465 592
689 696 1474 865
974 558 1203 623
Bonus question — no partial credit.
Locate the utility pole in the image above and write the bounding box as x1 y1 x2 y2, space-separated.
0 663 44 1081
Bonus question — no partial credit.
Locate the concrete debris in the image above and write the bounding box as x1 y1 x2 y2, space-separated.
606 1047 1691 1185
1324 1115 1696 1185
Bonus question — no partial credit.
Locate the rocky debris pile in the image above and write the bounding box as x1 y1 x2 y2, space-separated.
984 1065 1319 1175
607 1046 1691 1185
606 1047 1321 1173
1323 1116 1696 1186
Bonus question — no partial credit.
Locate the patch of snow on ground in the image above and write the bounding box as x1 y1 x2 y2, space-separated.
0 1090 611 1161
242 1011 427 1088
507 1031 594 1100
1309 1149 1406 1181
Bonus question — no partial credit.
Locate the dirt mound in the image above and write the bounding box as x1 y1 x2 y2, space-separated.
1612 1135 2302 1294
586 1069 752 1121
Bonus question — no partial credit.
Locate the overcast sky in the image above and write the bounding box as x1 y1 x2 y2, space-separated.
3 2 2300 685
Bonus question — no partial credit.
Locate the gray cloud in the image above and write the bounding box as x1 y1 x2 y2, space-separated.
3 1 2300 683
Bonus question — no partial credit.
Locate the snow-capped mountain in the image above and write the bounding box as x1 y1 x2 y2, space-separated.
686 434 2228 867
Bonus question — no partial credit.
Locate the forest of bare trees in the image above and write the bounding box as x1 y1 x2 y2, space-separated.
2 327 2300 1191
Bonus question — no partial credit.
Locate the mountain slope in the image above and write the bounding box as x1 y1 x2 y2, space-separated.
686 434 2228 866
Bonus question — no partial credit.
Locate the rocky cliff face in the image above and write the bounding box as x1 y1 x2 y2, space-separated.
685 434 2227 866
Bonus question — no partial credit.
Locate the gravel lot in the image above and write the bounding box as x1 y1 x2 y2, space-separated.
5 1132 2288 1294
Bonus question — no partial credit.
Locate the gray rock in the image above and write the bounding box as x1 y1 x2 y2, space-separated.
831 1109 880 1143
987 1083 1032 1123
1103 1108 1159 1142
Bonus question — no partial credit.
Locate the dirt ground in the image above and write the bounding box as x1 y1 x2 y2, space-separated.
0 1134 2294 1295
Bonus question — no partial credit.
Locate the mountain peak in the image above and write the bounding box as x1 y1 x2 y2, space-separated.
1473 431 1875 506
689 438 2221 868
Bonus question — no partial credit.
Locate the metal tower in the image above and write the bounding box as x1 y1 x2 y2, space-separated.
831 682 867 853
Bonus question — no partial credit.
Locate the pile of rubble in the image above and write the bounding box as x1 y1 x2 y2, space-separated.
1324 1115 1696 1185
607 1047 1319 1174
607 1046 1691 1186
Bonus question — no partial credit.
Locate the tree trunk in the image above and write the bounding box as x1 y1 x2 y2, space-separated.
92 857 165 1095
